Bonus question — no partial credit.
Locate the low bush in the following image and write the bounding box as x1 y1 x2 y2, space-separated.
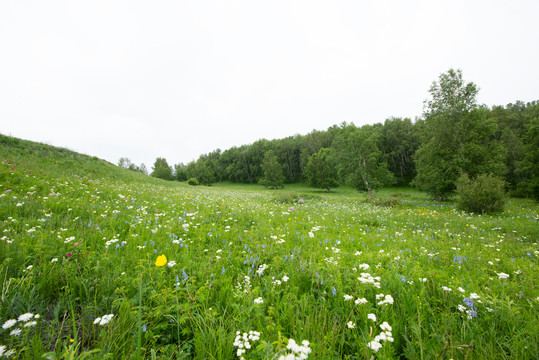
270 191 299 204
187 178 199 186
371 197 401 207
456 173 506 214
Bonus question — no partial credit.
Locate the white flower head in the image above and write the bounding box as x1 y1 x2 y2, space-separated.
367 313 377 322
355 297 368 305
2 319 17 329
18 313 34 322
496 272 509 279
94 314 114 325
367 340 383 352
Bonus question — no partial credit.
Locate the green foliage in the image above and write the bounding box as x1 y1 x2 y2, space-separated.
118 157 148 175
413 69 505 200
370 196 401 208
519 117 539 200
379 117 420 185
259 150 285 189
187 177 199 186
456 173 507 213
194 159 216 186
174 163 188 181
150 157 173 181
334 123 394 198
305 148 338 192
270 191 299 204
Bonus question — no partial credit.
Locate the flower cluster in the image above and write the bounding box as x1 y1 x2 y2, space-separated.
2 312 40 332
278 338 312 360
256 264 268 276
462 296 478 319
93 314 114 325
233 330 261 359
376 294 394 305
367 322 394 352
357 273 381 288
0 345 15 358
234 276 251 297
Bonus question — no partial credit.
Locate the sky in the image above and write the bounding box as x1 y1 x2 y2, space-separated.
1 0 538 169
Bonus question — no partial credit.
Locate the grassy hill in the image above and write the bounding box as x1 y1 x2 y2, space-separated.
0 134 538 359
0 134 169 184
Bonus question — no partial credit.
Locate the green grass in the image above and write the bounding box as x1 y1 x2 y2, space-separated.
0 133 538 359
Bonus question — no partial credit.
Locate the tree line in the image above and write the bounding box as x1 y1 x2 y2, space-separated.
121 69 539 201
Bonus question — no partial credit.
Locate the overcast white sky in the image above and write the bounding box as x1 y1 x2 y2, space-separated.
1 1 538 169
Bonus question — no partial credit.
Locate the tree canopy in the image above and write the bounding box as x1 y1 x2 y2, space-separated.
138 68 537 202
151 157 173 181
305 148 338 192
413 69 505 199
259 150 285 189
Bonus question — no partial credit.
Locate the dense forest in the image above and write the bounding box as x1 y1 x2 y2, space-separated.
123 69 539 201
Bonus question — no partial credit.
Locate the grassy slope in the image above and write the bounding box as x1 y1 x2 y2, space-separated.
1 134 538 359
0 134 170 185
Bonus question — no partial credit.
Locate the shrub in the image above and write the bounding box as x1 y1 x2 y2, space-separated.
271 191 299 204
187 178 199 186
456 173 506 214
371 197 401 207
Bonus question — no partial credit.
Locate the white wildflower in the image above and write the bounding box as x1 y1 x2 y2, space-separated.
367 340 383 352
380 322 392 332
18 313 34 322
94 314 114 325
355 297 368 305
2 319 16 329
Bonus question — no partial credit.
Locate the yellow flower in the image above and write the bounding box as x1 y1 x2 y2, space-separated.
155 254 167 267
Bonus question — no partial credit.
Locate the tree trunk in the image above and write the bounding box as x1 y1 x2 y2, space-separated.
360 158 374 201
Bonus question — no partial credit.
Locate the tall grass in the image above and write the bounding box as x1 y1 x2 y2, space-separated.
0 134 538 359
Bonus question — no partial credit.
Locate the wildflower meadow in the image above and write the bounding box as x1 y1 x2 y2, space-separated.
0 136 538 359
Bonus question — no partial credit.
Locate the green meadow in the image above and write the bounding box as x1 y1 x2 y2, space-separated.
0 135 538 359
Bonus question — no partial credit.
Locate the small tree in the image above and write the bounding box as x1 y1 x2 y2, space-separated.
118 157 133 169
119 158 147 175
305 148 338 192
174 163 188 181
139 163 148 175
334 124 394 200
151 157 173 180
195 160 215 186
259 150 285 189
413 69 505 200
